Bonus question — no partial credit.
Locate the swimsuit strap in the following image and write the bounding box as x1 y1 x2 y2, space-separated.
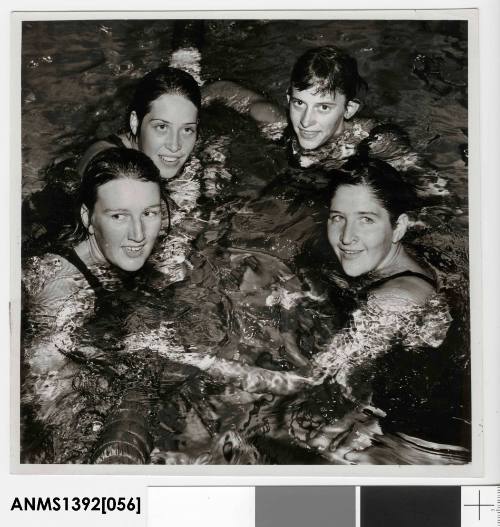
366 270 437 292
57 248 105 298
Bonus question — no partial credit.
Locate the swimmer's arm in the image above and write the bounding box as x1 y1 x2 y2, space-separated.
202 80 286 124
314 286 440 384
150 348 314 396
202 357 315 395
311 300 408 392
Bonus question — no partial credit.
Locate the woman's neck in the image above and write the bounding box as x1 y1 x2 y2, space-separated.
74 238 109 269
373 244 427 279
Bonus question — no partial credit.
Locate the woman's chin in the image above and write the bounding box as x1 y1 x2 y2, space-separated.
158 160 185 180
340 262 368 278
160 168 180 180
112 256 148 273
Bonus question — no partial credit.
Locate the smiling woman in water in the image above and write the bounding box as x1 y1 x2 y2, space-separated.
25 148 166 325
327 162 420 284
21 148 168 462
77 152 163 274
79 66 201 181
312 156 446 384
202 46 372 168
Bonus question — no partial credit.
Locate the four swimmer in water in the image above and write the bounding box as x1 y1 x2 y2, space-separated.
22 44 456 463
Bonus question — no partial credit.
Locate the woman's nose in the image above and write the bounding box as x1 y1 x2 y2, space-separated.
340 221 357 244
165 129 181 152
129 217 145 242
300 107 315 128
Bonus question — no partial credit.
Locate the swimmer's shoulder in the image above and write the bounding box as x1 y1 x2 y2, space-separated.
24 252 85 307
370 275 436 309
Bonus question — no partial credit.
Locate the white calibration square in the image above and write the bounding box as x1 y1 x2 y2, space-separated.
148 487 255 527
461 486 498 527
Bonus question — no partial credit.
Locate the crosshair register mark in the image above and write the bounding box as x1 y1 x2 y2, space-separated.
463 488 496 522
461 486 498 527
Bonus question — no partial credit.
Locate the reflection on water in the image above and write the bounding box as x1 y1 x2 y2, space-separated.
21 19 470 464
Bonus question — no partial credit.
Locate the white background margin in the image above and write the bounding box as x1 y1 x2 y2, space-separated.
2 0 499 525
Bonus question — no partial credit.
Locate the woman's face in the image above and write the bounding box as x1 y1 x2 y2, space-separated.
88 178 162 272
288 86 348 150
136 93 198 179
327 184 401 277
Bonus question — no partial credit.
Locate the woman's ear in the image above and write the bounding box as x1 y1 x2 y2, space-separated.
392 213 409 243
80 205 94 235
344 100 360 119
129 111 139 136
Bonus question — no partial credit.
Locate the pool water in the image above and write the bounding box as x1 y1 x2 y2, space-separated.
20 19 470 464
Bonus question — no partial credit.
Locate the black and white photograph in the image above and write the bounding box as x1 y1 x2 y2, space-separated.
15 13 475 468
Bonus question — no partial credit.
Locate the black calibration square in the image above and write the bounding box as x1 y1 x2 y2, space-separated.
361 486 461 527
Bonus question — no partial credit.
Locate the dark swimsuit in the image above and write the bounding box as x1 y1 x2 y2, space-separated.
53 247 154 462
58 248 106 301
363 270 437 293
362 271 468 445
57 246 151 300
330 269 438 313
104 134 127 149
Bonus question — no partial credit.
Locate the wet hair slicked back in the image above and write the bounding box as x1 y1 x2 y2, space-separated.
129 66 201 128
326 156 418 226
290 46 367 103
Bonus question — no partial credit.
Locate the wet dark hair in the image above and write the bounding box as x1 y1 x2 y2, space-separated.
128 66 201 134
73 147 169 242
290 46 367 104
326 156 418 227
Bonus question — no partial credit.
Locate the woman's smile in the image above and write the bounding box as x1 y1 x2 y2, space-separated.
297 128 321 139
158 154 182 168
122 244 146 258
338 247 364 258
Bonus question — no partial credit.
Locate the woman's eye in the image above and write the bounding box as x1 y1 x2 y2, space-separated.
360 216 375 224
182 127 196 135
154 123 167 132
111 213 126 221
330 215 343 223
143 209 160 218
292 99 303 107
